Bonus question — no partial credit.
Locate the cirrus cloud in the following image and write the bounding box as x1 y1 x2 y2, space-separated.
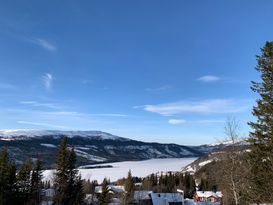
43 73 53 91
141 99 252 116
168 119 187 125
28 38 56 52
168 119 225 125
197 75 221 82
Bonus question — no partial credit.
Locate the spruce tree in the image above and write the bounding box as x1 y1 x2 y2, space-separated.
248 41 273 203
53 137 84 205
67 146 84 205
30 158 43 205
124 170 134 204
54 137 69 205
183 173 195 198
99 178 109 205
17 159 33 204
0 148 17 205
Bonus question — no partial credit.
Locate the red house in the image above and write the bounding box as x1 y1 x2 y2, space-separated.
194 191 223 203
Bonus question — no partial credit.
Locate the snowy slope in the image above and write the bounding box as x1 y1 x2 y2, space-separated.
0 129 126 140
0 129 223 168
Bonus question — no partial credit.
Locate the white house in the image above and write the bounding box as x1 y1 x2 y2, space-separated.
150 193 184 205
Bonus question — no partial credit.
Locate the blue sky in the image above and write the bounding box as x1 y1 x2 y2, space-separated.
0 0 273 145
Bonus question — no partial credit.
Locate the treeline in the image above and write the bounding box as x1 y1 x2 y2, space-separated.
0 137 85 205
140 172 195 198
0 148 43 205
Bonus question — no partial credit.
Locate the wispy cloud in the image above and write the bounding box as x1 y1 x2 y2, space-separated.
37 111 128 118
168 118 225 125
197 75 221 82
89 113 128 117
17 121 68 129
0 83 17 90
28 38 56 52
146 85 173 92
168 119 187 125
19 101 60 109
43 73 53 91
141 99 252 116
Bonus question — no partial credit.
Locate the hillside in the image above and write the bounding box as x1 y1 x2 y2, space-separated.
0 130 221 168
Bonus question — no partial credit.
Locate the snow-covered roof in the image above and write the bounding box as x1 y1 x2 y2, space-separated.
133 190 152 201
95 185 124 194
195 191 222 198
150 193 183 205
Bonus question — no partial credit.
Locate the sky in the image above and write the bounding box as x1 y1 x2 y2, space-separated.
0 1 273 145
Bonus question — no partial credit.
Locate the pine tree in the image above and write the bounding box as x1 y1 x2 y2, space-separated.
67 146 84 205
248 41 273 203
0 148 17 205
54 137 69 205
53 137 84 205
124 170 134 204
99 178 109 205
16 159 33 204
183 173 196 198
30 158 43 205
198 178 207 191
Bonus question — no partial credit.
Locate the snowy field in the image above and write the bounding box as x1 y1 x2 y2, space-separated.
43 158 196 183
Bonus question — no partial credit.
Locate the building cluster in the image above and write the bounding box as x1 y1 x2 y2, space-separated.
39 185 223 205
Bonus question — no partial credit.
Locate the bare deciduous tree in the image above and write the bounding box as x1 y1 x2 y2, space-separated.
217 117 250 205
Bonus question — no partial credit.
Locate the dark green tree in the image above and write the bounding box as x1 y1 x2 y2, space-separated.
123 170 134 204
30 158 43 205
183 173 195 198
67 146 84 205
98 178 109 205
248 41 273 203
16 159 33 204
53 137 84 205
198 178 209 191
53 137 69 205
0 148 17 205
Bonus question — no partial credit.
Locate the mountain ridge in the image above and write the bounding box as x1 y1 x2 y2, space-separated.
0 129 225 169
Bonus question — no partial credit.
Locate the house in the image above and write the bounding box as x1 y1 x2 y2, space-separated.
132 191 184 205
150 193 184 205
194 191 222 203
133 190 153 205
95 185 125 194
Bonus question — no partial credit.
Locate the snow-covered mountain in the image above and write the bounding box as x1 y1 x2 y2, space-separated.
0 129 222 169
0 130 125 140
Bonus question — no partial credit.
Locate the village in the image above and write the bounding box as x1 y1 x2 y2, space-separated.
40 171 223 205
1 1 273 205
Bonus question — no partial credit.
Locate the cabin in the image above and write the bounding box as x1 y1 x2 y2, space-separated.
151 193 184 205
133 191 184 205
95 185 125 195
133 190 153 205
194 191 222 203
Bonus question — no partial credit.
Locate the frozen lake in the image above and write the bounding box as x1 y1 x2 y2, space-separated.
43 157 196 183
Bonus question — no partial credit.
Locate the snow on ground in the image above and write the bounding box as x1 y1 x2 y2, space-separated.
0 129 126 140
74 149 106 162
198 159 213 167
43 158 197 183
40 143 57 148
184 199 221 205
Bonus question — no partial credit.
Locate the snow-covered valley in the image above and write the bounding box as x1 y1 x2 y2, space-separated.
43 157 197 183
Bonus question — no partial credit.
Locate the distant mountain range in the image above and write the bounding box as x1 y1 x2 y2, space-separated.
0 130 227 169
